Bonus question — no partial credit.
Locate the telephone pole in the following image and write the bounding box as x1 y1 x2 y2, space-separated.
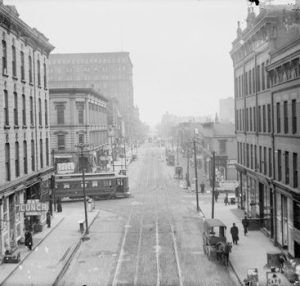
193 138 200 211
75 143 90 236
211 151 216 219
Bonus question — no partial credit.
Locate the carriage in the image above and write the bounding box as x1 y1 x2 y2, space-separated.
202 218 232 266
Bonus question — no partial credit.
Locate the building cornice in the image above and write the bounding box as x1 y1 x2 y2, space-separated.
50 87 108 103
0 4 54 55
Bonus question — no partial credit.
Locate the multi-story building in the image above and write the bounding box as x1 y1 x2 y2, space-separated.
201 122 237 181
176 121 237 182
0 4 54 255
48 52 134 138
231 3 300 257
219 97 234 123
50 88 108 173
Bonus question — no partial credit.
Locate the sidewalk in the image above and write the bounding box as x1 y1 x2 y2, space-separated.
174 152 292 285
0 206 99 285
196 192 291 286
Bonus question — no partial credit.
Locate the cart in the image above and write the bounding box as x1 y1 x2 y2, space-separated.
202 218 231 266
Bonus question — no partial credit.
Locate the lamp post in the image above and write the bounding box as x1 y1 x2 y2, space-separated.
75 143 89 236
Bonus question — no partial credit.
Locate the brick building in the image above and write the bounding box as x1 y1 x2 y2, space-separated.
0 3 54 255
50 88 109 173
231 3 300 256
49 52 134 139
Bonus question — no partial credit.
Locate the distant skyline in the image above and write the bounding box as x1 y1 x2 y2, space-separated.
5 0 259 126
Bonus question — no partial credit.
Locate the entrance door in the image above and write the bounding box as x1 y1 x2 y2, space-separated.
8 194 15 249
295 241 300 258
282 196 288 248
259 183 264 220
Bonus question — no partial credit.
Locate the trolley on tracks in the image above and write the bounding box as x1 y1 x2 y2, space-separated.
54 172 130 200
202 218 232 266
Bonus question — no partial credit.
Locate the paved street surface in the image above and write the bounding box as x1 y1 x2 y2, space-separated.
60 144 238 286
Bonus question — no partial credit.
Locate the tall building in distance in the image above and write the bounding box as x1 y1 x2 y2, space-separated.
231 4 300 257
219 97 234 123
49 52 135 139
0 3 54 255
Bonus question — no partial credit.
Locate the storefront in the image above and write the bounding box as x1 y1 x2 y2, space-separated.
0 170 53 255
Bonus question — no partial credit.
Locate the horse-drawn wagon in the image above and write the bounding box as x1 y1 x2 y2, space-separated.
202 218 232 266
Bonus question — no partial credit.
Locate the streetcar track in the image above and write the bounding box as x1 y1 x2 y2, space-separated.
133 213 144 286
111 209 133 286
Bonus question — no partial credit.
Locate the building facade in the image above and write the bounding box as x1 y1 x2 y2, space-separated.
50 88 109 173
231 4 300 257
0 4 54 255
48 52 134 139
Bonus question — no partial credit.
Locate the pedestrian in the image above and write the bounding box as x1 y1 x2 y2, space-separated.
279 253 286 273
200 182 205 194
224 193 228 205
230 223 239 245
242 216 249 236
25 231 33 250
57 199 62 213
46 210 51 228
215 190 219 202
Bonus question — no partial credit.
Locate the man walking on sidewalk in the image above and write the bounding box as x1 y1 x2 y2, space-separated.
230 223 239 245
242 216 249 236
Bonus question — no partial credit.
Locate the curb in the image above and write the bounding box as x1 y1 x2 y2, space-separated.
0 216 65 286
228 260 244 286
52 210 100 286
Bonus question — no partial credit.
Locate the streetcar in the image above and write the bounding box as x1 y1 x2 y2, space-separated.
54 172 130 200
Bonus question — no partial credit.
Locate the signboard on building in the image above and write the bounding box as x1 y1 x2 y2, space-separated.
57 162 75 174
19 200 48 216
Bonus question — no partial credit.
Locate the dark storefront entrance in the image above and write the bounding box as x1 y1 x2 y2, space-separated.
259 182 274 237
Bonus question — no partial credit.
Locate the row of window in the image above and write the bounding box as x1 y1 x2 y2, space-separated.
236 99 298 134
235 60 270 98
56 103 107 125
237 142 298 188
50 57 128 65
3 90 48 128
4 138 49 181
2 39 47 88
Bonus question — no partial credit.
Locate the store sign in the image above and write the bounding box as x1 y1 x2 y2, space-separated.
20 200 48 216
57 162 75 174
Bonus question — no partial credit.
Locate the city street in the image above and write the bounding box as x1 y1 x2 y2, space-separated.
60 144 238 286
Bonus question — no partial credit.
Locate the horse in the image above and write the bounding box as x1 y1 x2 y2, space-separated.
216 242 232 266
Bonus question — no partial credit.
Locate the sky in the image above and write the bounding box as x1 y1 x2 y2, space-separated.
4 0 252 126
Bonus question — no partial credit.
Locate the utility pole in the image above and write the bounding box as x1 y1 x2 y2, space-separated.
110 136 115 172
124 137 127 169
75 143 89 236
193 138 200 211
211 151 216 218
186 146 190 188
82 168 89 235
51 149 56 212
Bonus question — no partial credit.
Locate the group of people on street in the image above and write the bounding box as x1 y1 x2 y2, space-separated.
230 216 249 245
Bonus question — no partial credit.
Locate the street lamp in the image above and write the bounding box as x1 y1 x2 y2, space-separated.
75 143 89 236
